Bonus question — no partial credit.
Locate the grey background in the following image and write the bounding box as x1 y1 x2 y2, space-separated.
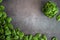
3 0 60 40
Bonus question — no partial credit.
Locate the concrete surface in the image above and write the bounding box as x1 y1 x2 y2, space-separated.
3 0 60 40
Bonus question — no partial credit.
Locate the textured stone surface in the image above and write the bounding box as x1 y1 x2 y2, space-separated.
3 0 60 40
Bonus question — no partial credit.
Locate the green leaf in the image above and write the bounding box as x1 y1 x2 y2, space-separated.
11 30 16 36
0 27 4 34
0 5 5 11
4 24 9 30
6 17 12 23
0 0 3 3
8 23 13 29
39 38 45 40
42 1 58 18
6 36 11 40
23 36 28 40
0 35 5 40
5 29 11 35
13 35 19 40
56 15 60 21
32 36 38 40
19 31 24 39
51 36 57 40
2 12 7 19
28 34 33 40
0 12 3 17
41 34 47 40
34 33 41 38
